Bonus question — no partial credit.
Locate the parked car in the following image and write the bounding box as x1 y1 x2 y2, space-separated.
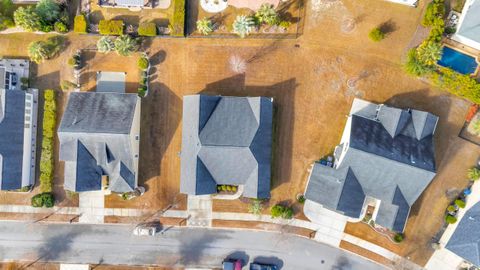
250 262 278 270
132 222 161 236
223 259 242 270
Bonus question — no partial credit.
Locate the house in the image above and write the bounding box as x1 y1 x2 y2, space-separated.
0 59 38 191
180 94 273 199
452 0 480 50
58 92 141 193
304 98 438 232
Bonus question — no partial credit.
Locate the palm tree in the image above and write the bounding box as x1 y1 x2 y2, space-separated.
468 167 480 181
417 41 442 66
404 48 434 77
97 36 115 53
255 3 279 26
28 40 49 63
196 17 213 36
233 15 255 38
114 35 138 56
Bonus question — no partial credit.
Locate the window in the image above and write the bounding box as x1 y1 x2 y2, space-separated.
25 95 32 101
25 116 30 121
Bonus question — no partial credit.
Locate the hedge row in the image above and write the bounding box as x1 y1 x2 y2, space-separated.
39 89 56 194
74 14 87 33
99 19 124 35
138 22 157 36
171 0 185 36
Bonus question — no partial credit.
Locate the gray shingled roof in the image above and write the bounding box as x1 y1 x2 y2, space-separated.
0 90 26 190
456 0 480 45
59 92 136 134
58 92 139 193
305 99 437 232
446 201 480 267
180 95 273 199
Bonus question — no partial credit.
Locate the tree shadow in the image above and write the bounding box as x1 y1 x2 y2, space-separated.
148 50 167 66
201 74 297 191
330 256 351 270
378 19 397 36
112 15 140 26
176 229 231 266
36 227 88 261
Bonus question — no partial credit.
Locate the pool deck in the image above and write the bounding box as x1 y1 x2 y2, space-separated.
443 38 480 77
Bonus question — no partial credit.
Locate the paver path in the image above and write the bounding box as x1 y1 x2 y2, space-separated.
187 195 213 227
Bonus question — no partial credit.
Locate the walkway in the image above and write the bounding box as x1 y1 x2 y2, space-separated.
187 195 212 227
78 191 105 224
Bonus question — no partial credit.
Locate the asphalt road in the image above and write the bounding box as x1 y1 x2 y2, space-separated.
0 221 386 270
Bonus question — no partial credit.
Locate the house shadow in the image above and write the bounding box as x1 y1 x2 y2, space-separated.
137 82 182 192
200 74 297 191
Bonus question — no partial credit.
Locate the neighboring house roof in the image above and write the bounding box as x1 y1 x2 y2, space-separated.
180 95 273 199
0 90 26 190
305 98 438 232
446 201 480 266
58 92 139 193
453 0 480 50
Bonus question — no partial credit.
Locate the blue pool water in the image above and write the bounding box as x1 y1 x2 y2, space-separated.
437 46 478 75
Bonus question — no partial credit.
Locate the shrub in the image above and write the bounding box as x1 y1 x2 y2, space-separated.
138 86 147 98
279 21 291 29
28 36 65 63
282 207 293 219
196 18 213 36
67 57 76 66
14 6 42 32
422 0 445 27
404 48 434 77
416 41 442 66
74 14 87 33
35 0 61 24
138 55 149 70
138 22 157 36
54 21 68 33
170 0 185 36
297 194 306 204
455 199 466 208
226 185 232 191
393 233 404 243
445 214 457 224
271 205 285 218
249 199 263 215
99 19 123 35
233 15 255 38
20 77 29 85
31 192 54 208
468 167 480 181
221 185 227 191
231 186 237 192
39 89 56 194
447 205 456 212
444 26 456 35
368 27 385 42
97 36 115 53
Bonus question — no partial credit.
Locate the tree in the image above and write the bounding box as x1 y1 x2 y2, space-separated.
97 36 115 53
196 17 213 36
416 41 442 66
114 35 138 56
14 6 42 32
0 0 15 30
28 40 49 63
35 0 60 23
468 167 480 181
422 0 445 27
404 48 434 77
255 3 279 26
248 199 263 215
430 67 480 104
233 15 254 38
368 27 385 42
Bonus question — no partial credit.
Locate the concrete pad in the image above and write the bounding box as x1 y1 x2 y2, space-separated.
60 264 90 270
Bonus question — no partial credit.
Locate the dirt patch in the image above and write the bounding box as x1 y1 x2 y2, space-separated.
212 219 315 238
105 215 186 226
0 212 79 223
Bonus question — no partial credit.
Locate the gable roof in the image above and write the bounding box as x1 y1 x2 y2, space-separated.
0 90 26 190
59 92 137 134
446 201 480 266
58 92 139 193
180 95 273 199
305 98 438 232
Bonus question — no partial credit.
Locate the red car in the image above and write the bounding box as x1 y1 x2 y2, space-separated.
223 259 242 270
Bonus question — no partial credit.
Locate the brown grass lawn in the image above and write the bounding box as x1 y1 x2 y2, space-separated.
0 0 478 265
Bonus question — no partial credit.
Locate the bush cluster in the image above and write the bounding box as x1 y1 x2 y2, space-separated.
0 0 15 31
138 22 157 36
74 14 87 33
13 0 69 33
170 0 185 36
393 233 404 243
445 214 457 224
430 67 480 104
216 185 238 192
31 192 54 208
99 19 124 35
28 35 65 63
39 89 56 194
270 204 294 219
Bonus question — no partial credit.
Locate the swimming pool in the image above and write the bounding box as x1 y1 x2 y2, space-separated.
437 46 478 75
